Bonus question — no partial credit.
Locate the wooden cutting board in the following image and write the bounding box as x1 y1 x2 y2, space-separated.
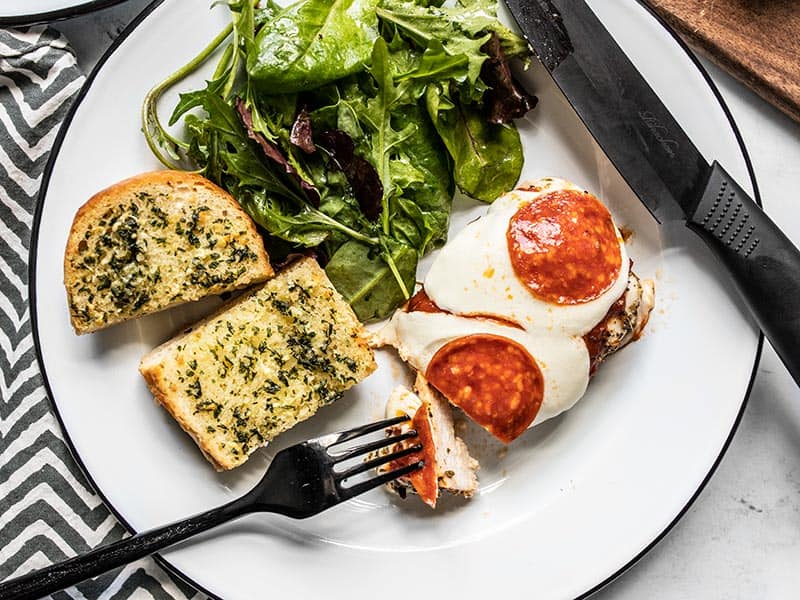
645 0 800 123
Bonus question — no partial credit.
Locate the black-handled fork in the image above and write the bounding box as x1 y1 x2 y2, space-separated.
0 416 422 600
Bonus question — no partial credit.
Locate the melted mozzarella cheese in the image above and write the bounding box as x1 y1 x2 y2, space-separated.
424 178 629 337
376 177 635 430
376 311 590 425
385 385 423 420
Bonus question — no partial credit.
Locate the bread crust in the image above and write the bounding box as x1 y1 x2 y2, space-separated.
140 364 230 470
64 170 273 334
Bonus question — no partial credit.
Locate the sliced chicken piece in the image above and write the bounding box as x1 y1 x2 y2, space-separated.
417 375 479 496
585 271 655 374
378 374 479 507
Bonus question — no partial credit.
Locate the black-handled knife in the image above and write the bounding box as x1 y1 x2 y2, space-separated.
504 0 800 385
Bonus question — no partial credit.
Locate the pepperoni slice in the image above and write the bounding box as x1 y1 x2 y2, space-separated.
425 334 544 443
507 189 622 305
388 404 438 508
408 405 438 507
407 288 442 314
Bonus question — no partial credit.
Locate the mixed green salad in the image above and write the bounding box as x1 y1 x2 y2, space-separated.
143 0 535 321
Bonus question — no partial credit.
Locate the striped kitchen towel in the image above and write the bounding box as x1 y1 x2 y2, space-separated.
0 26 202 600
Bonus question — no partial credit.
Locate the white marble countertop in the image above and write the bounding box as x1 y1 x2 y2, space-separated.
54 1 800 598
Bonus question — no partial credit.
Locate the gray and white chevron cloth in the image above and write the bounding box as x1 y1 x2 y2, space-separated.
0 26 202 600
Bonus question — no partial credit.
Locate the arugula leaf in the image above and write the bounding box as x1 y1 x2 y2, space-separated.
361 38 416 219
181 78 378 248
142 23 234 168
184 89 301 199
394 40 469 85
377 0 528 100
236 97 320 206
169 78 221 127
247 0 380 93
240 190 330 247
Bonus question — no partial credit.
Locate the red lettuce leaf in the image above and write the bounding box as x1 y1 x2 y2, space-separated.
235 97 321 206
480 33 537 124
318 129 383 222
290 106 316 154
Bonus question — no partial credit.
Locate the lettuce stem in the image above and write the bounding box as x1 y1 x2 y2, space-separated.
142 23 234 169
314 210 379 246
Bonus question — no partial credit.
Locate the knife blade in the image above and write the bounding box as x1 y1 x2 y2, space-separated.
504 0 800 385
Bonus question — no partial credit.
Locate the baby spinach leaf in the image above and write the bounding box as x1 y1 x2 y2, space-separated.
426 83 523 202
390 101 453 252
247 0 380 93
325 239 417 321
378 0 529 60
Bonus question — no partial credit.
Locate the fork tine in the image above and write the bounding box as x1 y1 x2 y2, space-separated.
337 443 423 481
338 460 424 501
330 430 418 463
323 414 411 447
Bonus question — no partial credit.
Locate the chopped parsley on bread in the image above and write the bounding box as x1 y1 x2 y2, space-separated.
139 257 377 470
64 170 273 334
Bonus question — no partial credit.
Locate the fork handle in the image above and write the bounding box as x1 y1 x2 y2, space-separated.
0 496 252 600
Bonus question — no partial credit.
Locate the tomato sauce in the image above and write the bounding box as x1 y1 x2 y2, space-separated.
583 294 627 375
407 289 523 330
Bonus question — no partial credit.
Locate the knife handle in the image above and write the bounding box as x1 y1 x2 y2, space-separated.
687 160 800 384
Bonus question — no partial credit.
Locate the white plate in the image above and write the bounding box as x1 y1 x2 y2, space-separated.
0 0 127 25
32 1 761 599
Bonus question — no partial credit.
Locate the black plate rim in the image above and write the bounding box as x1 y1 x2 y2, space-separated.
27 1 764 598
0 0 128 26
